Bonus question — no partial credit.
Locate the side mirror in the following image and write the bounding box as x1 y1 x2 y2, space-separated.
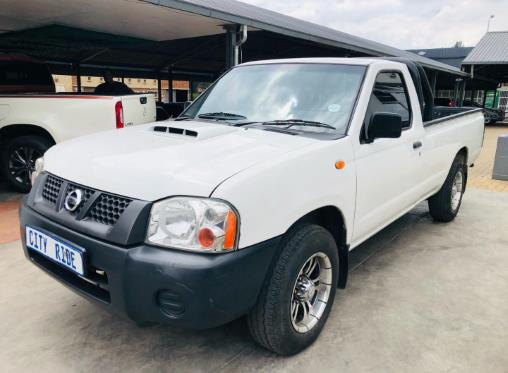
366 113 403 143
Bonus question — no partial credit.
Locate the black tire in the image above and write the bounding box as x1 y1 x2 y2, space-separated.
247 224 339 355
428 154 467 222
0 135 52 193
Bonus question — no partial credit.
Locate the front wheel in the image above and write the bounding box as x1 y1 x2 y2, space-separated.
247 224 339 355
1 136 52 193
428 154 467 222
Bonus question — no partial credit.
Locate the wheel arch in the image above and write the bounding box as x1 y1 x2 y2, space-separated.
456 146 469 191
0 124 56 147
457 146 468 164
287 205 349 289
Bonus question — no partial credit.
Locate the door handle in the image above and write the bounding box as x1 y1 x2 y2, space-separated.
413 141 422 150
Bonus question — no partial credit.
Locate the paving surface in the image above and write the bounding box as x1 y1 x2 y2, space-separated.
1 188 507 372
0 181 23 244
468 122 508 192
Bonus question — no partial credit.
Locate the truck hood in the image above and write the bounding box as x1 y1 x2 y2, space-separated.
44 121 316 201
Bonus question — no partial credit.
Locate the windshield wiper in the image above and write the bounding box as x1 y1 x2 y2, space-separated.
262 119 335 130
197 112 247 121
174 116 192 121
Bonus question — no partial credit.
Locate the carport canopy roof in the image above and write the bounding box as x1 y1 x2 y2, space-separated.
462 31 508 84
0 0 467 79
463 32 508 65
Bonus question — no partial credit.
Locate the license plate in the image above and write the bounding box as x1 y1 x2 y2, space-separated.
26 226 85 276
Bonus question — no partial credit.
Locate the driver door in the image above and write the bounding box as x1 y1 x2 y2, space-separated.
351 69 423 246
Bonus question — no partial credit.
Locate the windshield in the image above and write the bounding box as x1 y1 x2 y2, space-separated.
182 63 366 138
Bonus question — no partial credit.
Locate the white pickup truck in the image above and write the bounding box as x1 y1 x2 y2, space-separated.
20 58 484 355
0 55 156 192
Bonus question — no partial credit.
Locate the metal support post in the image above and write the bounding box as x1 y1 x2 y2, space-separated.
224 24 248 69
168 69 173 103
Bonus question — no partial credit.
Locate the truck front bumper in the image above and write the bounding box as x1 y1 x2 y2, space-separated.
19 197 280 329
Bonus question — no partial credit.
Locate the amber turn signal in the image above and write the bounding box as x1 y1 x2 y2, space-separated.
335 160 346 170
223 211 237 250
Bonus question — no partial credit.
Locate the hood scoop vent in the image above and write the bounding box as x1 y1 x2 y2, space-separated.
153 125 198 138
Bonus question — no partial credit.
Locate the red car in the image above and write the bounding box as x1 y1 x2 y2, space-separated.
0 54 55 94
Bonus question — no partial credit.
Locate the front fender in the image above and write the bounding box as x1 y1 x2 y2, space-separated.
211 137 356 248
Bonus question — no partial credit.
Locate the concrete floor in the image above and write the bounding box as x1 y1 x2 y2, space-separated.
1 188 507 372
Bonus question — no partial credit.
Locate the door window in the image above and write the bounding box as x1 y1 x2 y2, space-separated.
363 71 412 136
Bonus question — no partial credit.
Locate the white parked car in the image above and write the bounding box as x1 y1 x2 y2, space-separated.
20 58 484 355
0 54 156 192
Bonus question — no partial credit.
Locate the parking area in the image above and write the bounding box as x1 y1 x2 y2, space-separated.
1 125 507 372
468 122 508 192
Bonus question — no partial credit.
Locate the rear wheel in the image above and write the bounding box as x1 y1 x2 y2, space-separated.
428 154 467 222
1 136 52 193
247 224 339 355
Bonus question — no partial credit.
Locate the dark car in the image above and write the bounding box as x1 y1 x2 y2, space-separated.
156 102 185 121
464 100 505 125
0 54 55 94
435 97 505 125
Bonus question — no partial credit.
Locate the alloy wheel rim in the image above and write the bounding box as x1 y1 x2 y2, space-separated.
451 170 463 212
290 252 333 333
8 146 41 186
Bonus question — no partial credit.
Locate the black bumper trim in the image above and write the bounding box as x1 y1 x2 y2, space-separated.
20 197 281 329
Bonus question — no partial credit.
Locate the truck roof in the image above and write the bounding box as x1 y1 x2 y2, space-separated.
240 57 403 67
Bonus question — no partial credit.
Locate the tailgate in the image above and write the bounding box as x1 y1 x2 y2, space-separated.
121 94 156 126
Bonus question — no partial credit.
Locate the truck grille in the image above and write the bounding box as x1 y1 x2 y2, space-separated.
40 174 132 226
88 194 131 226
42 175 63 204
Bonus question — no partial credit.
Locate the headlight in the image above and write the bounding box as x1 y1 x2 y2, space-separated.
30 157 44 186
146 197 239 253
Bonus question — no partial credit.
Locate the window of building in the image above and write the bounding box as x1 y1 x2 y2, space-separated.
363 71 412 130
437 90 453 99
499 91 508 112
474 90 485 105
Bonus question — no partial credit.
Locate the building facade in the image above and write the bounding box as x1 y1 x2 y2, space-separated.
52 74 190 103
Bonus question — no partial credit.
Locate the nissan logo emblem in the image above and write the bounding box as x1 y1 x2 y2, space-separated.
64 189 83 212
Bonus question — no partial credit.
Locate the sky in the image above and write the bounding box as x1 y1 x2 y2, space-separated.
240 0 507 49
